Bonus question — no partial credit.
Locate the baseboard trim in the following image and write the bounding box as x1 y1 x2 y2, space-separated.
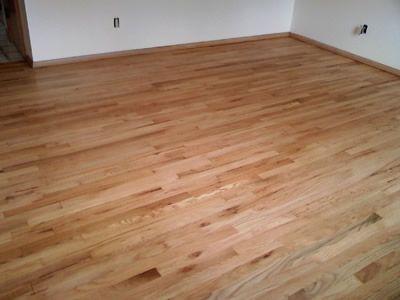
31 32 400 76
290 33 400 77
32 32 289 68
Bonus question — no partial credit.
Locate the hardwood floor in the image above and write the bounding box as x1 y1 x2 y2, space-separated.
1 37 400 299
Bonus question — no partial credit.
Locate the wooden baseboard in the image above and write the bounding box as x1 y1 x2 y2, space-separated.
31 32 400 76
290 33 400 77
32 32 289 68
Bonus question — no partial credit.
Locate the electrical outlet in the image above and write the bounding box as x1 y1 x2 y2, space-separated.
360 24 368 35
114 18 120 28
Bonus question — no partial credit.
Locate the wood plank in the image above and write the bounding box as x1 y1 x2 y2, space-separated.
0 37 400 299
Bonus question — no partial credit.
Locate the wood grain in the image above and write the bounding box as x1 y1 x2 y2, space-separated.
1 37 400 299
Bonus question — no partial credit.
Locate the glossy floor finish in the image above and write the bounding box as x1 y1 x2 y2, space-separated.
1 37 400 299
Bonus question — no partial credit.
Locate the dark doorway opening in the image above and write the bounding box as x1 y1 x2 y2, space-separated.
0 0 25 62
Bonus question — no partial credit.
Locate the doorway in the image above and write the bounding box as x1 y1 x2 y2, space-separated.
0 0 25 62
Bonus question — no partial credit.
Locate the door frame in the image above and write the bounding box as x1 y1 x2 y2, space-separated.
0 0 8 29
1 0 32 60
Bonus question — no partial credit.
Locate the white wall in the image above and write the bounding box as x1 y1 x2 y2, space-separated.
24 0 295 62
291 0 400 70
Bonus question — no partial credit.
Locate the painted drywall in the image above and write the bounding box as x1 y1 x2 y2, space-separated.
291 0 400 70
24 0 295 62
